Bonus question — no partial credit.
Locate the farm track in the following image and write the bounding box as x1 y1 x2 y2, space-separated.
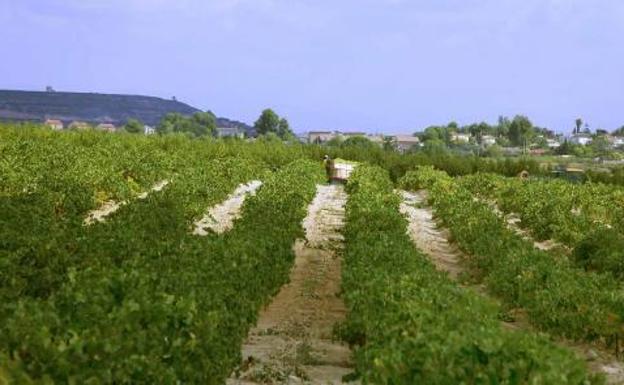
228 184 356 385
193 180 263 235
400 189 624 385
83 179 169 225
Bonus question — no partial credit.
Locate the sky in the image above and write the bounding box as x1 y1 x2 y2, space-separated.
1 0 623 134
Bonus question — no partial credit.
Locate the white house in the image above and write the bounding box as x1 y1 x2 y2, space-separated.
569 134 592 146
609 136 624 148
308 131 336 144
215 127 244 138
546 138 561 149
68 121 90 130
44 119 64 130
393 135 421 153
144 125 156 135
451 133 471 143
96 123 116 132
481 135 497 146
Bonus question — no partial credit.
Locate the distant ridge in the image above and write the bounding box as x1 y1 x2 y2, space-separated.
0 89 254 134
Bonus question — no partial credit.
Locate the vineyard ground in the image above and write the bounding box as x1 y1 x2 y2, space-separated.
229 184 355 384
400 189 624 385
193 180 263 235
83 179 170 225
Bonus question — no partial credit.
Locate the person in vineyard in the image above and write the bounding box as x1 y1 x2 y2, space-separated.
323 155 334 182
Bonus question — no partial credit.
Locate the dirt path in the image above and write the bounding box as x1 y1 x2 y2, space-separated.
84 180 169 225
399 189 624 385
193 180 262 235
399 190 465 279
228 184 355 385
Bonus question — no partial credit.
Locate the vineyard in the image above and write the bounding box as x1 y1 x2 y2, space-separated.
2 126 624 384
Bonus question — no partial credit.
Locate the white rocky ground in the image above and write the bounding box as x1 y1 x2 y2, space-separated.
193 181 262 235
83 180 169 225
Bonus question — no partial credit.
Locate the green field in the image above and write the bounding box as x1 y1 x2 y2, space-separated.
2 126 624 384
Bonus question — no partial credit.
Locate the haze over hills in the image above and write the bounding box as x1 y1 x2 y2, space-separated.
0 89 254 134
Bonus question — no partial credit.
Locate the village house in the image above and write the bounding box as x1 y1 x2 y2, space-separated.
68 121 90 130
606 135 624 148
44 119 64 130
481 135 497 146
546 138 561 149
215 127 244 138
393 135 421 153
96 123 116 132
569 134 592 146
308 131 335 144
451 132 471 143
144 125 156 135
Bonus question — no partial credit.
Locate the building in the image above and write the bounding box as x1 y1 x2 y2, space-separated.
546 138 561 149
451 132 471 143
481 135 497 146
144 125 156 135
44 119 64 130
569 134 592 146
96 123 116 132
215 127 244 138
393 135 421 153
308 131 335 144
68 121 90 130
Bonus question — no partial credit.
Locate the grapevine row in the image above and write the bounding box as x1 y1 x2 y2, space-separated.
341 164 598 384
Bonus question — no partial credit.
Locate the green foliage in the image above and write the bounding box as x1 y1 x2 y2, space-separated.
343 164 599 384
254 109 294 140
402 168 624 345
508 115 534 148
123 118 143 134
156 111 216 137
459 173 624 247
0 154 324 383
573 228 624 279
340 136 375 150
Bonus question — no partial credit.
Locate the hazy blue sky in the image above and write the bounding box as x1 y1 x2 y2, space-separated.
1 0 623 133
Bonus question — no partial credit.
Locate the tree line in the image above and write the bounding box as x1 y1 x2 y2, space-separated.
121 108 295 139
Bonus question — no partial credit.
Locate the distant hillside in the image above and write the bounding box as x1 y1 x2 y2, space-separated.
0 89 254 134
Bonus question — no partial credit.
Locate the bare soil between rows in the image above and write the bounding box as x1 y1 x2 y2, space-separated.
400 189 624 385
228 184 355 385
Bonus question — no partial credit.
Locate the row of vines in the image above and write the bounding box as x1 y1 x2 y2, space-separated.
341 165 599 384
458 173 624 279
1 127 325 383
400 167 624 353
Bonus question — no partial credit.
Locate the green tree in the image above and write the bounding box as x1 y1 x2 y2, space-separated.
155 112 214 137
509 115 534 151
341 136 376 150
124 119 143 134
254 109 281 136
189 112 216 137
575 118 583 134
497 116 511 138
156 113 184 135
254 109 294 140
613 126 624 136
591 135 611 156
277 118 294 139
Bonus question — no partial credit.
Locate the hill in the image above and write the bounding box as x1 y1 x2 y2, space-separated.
0 89 254 134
